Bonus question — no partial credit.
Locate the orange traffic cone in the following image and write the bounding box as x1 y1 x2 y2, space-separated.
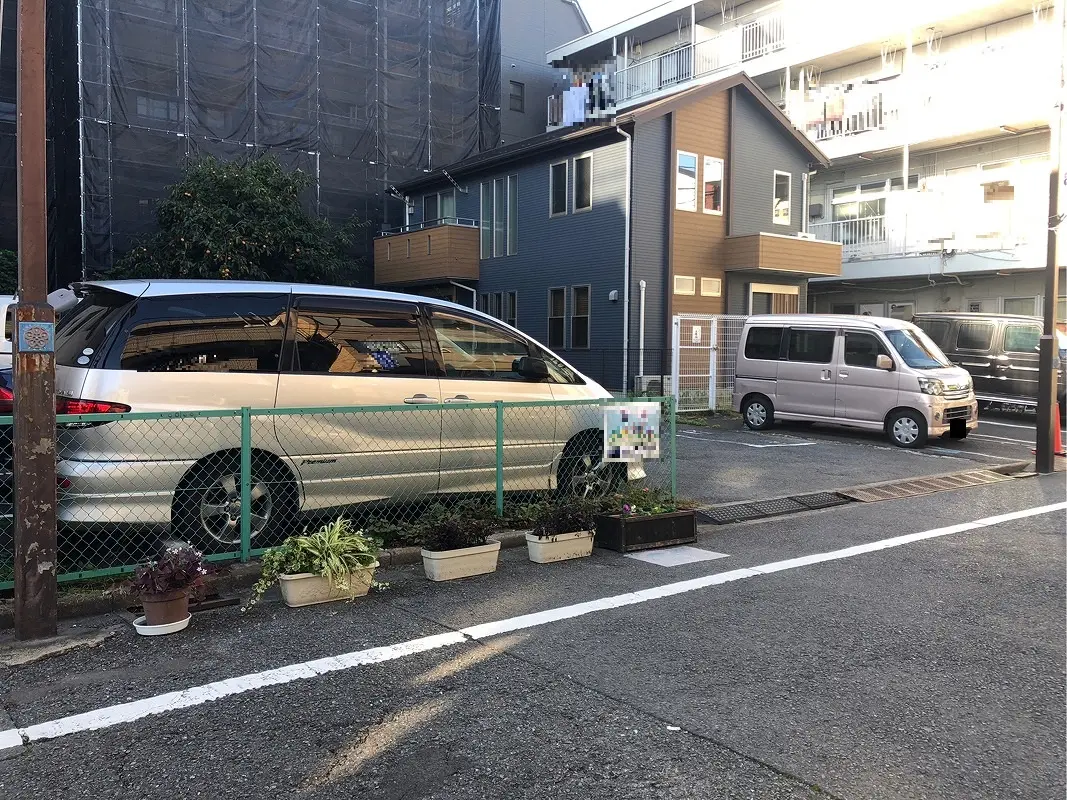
1033 403 1066 457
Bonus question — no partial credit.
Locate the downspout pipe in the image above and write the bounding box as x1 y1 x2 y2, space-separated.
617 125 633 394
639 279 647 378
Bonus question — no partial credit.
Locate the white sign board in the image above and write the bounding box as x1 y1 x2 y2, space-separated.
603 403 661 462
691 326 701 344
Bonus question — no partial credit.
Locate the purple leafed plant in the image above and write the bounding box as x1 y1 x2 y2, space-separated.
128 544 207 597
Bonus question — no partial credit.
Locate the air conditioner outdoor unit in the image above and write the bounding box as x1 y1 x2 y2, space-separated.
633 375 672 396
795 232 816 240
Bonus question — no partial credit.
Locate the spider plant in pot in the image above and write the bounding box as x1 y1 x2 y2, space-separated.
420 509 501 582
244 518 382 610
127 543 206 635
526 498 596 564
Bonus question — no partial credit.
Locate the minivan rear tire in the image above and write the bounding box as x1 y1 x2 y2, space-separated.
172 453 298 553
558 430 624 499
741 395 774 431
887 410 928 449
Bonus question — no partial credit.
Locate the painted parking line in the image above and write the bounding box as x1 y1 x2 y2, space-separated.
1 501 1064 754
678 434 816 449
971 433 1036 445
924 447 1021 462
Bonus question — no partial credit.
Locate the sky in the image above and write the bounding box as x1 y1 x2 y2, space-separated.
579 0 663 30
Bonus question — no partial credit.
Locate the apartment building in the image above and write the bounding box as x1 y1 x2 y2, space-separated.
0 0 587 287
372 74 839 391
547 0 1066 321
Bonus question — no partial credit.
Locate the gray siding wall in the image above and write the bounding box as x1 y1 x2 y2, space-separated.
729 89 809 237
629 116 671 372
476 136 629 387
499 0 588 145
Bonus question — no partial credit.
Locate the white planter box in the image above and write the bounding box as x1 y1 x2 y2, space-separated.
278 562 379 608
421 541 501 582
525 530 594 564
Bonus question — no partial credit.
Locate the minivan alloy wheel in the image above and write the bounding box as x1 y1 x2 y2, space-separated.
569 454 612 499
199 472 273 544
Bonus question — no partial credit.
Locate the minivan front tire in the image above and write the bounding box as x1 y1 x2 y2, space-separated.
887 410 928 449
741 395 774 431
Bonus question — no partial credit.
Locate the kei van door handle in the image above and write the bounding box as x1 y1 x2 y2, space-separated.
820 369 832 380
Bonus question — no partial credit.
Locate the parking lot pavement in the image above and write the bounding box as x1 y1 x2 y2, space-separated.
1 474 1063 799
677 406 1058 507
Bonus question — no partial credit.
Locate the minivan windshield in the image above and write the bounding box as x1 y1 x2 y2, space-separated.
885 328 952 370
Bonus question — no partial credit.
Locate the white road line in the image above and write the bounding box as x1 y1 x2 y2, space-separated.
979 420 1040 431
677 434 816 449
1 501 1064 753
971 433 1035 445
924 447 1020 462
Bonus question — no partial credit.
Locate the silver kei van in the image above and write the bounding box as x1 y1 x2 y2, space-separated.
733 315 978 448
0 280 626 551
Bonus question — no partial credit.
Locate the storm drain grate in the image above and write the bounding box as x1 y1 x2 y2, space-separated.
793 491 851 510
751 497 807 516
840 469 1011 503
699 504 767 525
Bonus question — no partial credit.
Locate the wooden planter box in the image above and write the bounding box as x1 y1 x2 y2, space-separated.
594 510 697 553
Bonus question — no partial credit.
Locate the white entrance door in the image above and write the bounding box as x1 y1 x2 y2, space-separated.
671 315 718 411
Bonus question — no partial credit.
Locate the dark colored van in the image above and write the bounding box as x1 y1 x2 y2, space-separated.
912 312 1067 417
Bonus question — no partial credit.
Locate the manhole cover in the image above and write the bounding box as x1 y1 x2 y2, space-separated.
793 491 850 510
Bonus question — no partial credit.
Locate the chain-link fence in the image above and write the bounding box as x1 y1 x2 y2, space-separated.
0 397 676 589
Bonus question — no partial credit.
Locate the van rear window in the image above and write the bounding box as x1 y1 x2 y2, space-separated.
744 327 783 360
54 289 135 367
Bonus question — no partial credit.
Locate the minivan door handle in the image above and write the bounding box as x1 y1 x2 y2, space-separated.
838 370 849 379
403 394 440 405
445 395 475 403
820 369 833 381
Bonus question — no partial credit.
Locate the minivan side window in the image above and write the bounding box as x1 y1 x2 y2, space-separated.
787 329 836 364
915 319 951 347
956 322 994 351
55 289 136 368
431 311 536 382
744 327 783 360
843 331 889 368
1003 324 1041 353
117 294 288 373
287 302 431 376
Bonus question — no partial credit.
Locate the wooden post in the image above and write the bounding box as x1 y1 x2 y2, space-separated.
13 0 58 640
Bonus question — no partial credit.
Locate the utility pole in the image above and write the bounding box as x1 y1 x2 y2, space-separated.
13 0 57 640
1037 0 1066 475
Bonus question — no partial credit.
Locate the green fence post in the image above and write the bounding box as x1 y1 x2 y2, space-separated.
240 407 252 563
668 395 677 499
495 400 505 517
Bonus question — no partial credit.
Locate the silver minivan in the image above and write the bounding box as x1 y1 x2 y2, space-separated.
733 315 978 448
0 280 625 550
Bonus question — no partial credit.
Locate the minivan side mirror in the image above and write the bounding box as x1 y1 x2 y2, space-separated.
514 355 549 381
876 354 894 371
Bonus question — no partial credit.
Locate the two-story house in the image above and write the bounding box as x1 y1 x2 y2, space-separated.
373 73 841 392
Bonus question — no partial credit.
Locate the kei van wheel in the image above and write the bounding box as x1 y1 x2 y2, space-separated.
741 395 774 431
887 410 928 449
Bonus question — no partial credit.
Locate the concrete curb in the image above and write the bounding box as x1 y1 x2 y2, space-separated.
0 530 533 630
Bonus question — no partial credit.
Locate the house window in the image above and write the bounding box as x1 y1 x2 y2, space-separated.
424 189 456 224
700 277 722 297
574 156 592 212
489 292 502 320
571 286 590 349
509 81 525 113
505 291 517 327
480 182 492 258
507 175 518 255
676 151 698 211
478 293 489 313
773 171 791 225
550 162 568 216
424 193 438 224
702 156 723 215
136 95 180 122
749 283 799 314
493 178 506 257
673 276 696 295
548 288 566 348
1003 297 1037 316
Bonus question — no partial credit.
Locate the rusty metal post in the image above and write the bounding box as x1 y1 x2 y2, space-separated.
13 0 57 640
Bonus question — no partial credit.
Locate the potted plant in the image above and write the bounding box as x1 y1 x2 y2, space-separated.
526 499 596 564
420 512 501 582
244 518 381 610
593 487 697 553
127 543 206 636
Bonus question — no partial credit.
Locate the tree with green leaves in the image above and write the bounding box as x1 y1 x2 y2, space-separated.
0 250 16 295
114 156 366 285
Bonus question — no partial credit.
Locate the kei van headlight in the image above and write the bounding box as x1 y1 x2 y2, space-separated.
917 377 944 396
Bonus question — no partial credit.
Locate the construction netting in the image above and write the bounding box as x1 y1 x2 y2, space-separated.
0 0 501 286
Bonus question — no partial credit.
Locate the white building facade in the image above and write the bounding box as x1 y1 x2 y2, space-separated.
548 0 1065 320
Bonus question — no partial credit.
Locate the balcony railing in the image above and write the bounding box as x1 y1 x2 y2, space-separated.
379 217 478 237
616 5 785 103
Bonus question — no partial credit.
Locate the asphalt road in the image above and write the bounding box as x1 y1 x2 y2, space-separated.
1 473 1063 799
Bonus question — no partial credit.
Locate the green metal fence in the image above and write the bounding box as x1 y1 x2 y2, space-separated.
0 396 676 590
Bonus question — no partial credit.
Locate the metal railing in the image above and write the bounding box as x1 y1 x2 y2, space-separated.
379 217 479 236
0 397 677 590
615 4 785 102
809 216 897 260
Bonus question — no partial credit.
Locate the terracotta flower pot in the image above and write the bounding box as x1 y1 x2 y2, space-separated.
141 589 190 626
